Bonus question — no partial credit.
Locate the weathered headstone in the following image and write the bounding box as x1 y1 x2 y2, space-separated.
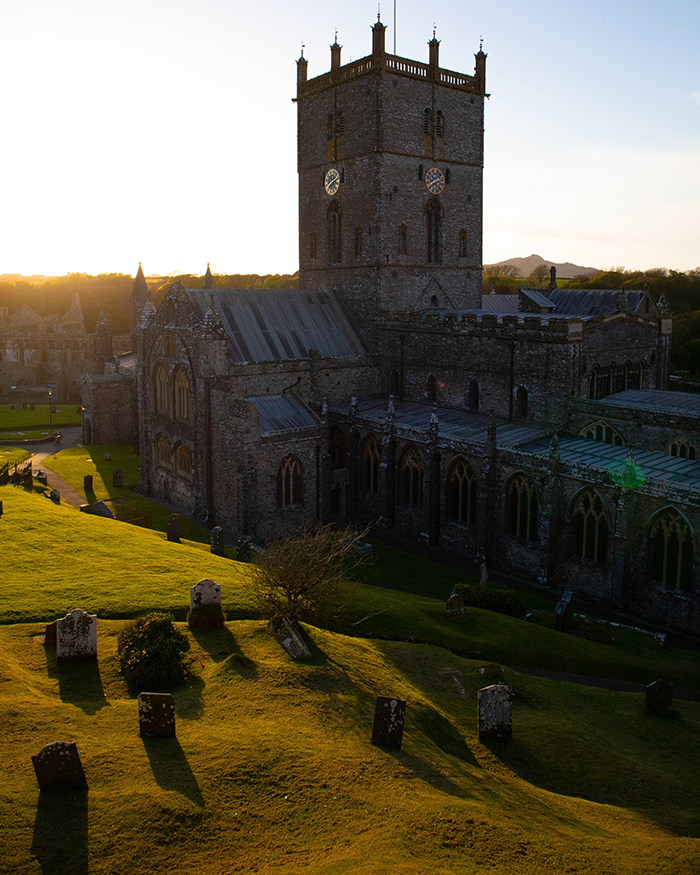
554 590 575 633
104 452 111 461
31 403 35 411
56 609 97 661
83 474 93 492
190 578 221 610
646 679 674 716
478 684 512 740
49 488 60 503
112 468 123 488
35 470 47 485
138 692 176 737
480 562 488 587
371 696 406 749
210 526 225 556
444 591 464 619
166 513 180 543
237 535 251 563
267 616 311 660
22 402 27 410
44 620 57 647
31 741 88 790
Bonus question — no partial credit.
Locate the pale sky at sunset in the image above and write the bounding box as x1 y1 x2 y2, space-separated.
0 0 698 278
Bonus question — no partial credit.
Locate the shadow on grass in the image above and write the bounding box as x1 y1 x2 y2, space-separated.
189 624 240 660
142 736 204 807
382 747 475 800
31 789 88 875
44 650 108 715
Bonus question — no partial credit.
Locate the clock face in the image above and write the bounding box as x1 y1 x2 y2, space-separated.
324 168 340 196
424 167 445 195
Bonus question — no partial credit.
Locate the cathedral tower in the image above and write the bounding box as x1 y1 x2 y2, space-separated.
296 19 486 347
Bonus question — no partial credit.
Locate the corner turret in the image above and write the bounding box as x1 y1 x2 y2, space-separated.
129 263 150 349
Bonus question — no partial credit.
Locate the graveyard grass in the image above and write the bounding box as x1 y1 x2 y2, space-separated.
0 447 32 467
0 403 82 431
1 486 700 873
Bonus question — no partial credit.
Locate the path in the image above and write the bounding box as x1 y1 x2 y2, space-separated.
25 426 85 509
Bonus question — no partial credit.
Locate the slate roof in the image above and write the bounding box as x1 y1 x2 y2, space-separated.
520 289 556 309
185 288 366 363
248 394 319 435
548 288 645 316
601 389 700 418
480 294 518 313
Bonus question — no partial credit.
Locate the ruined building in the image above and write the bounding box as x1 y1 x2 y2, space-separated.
84 19 700 635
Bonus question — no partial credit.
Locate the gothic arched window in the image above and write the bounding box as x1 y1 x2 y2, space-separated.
506 474 538 541
174 442 192 476
153 363 169 415
572 490 609 563
363 434 381 493
426 374 437 403
423 107 432 134
425 198 442 264
399 445 424 508
649 509 693 591
327 200 342 265
669 438 697 460
329 426 345 467
468 380 479 412
173 367 191 421
155 433 172 468
581 420 624 446
277 455 303 507
447 457 476 525
515 386 528 419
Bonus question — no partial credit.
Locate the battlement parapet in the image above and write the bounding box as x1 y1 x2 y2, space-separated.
390 310 584 341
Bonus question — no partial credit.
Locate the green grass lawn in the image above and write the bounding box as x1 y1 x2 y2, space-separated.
0 447 32 467
0 403 81 431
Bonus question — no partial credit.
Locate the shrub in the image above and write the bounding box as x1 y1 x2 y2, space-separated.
453 582 527 619
117 613 190 691
187 602 226 632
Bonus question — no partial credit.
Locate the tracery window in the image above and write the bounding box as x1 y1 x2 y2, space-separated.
580 420 624 446
447 457 476 525
425 198 442 264
277 455 303 507
174 443 192 476
572 490 609 563
649 510 693 591
154 363 169 415
329 426 345 467
363 434 381 493
327 200 342 265
399 445 424 508
155 434 172 468
669 439 697 460
506 474 538 541
174 368 191 421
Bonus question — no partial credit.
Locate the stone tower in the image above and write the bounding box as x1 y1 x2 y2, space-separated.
129 264 150 350
296 19 487 348
93 308 113 371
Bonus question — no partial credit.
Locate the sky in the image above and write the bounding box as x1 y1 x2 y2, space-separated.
0 0 698 278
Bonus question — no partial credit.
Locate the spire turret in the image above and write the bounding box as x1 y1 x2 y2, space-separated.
203 263 214 290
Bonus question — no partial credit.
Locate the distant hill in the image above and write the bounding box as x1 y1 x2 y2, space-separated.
484 254 599 279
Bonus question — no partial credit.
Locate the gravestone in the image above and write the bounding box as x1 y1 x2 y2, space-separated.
35 470 47 485
22 403 27 410
646 679 674 716
554 590 575 633
267 616 311 660
371 696 406 749
478 684 512 740
210 526 225 556
44 620 57 647
166 513 180 543
32 741 87 790
237 535 251 563
83 474 93 492
138 692 176 737
444 591 464 619
480 562 488 587
49 489 60 503
104 452 111 461
112 468 123 488
56 609 97 661
31 403 35 411
190 578 221 610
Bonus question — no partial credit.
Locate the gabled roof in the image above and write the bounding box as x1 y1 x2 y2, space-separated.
248 394 319 435
185 288 367 363
548 288 646 316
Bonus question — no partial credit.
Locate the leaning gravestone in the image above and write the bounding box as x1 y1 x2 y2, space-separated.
444 591 464 619
83 474 93 493
646 679 674 716
56 609 97 662
478 684 512 740
190 578 221 610
267 616 311 660
371 696 406 749
112 468 123 488
210 526 225 556
32 741 88 790
167 513 180 543
138 692 176 737
49 489 60 503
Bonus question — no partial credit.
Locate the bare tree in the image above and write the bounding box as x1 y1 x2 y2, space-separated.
251 523 371 625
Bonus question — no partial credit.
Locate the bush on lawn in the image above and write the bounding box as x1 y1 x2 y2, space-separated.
118 613 190 690
453 582 527 619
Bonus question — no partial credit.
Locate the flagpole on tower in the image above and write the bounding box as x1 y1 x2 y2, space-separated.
393 0 397 54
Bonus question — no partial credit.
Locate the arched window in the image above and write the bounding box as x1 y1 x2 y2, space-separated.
459 228 467 258
467 380 479 412
436 110 444 137
627 361 641 391
398 223 408 253
426 374 437 403
354 226 363 258
173 368 190 421
363 434 381 493
336 111 345 137
506 474 538 541
572 490 609 563
423 107 432 134
327 200 342 265
447 457 476 525
277 455 303 507
329 426 345 467
590 366 611 400
155 434 172 468
153 363 169 415
580 420 624 446
174 443 192 476
390 369 400 396
418 164 424 181
669 439 697 460
649 510 693 591
399 445 424 508
515 386 528 419
425 198 442 264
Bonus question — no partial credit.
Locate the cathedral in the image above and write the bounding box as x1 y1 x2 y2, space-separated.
83 19 700 636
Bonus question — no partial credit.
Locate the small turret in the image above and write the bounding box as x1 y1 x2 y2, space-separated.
93 309 113 368
202 264 214 290
428 31 440 79
296 44 308 97
330 33 342 78
129 263 151 347
372 17 386 65
475 40 487 94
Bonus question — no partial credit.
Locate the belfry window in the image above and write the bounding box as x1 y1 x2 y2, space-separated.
425 198 442 264
277 455 303 507
459 228 467 258
436 110 444 137
423 107 432 135
649 510 693 591
572 490 609 563
327 200 342 265
447 458 476 525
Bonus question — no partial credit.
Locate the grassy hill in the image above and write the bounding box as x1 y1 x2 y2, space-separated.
1 483 699 873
